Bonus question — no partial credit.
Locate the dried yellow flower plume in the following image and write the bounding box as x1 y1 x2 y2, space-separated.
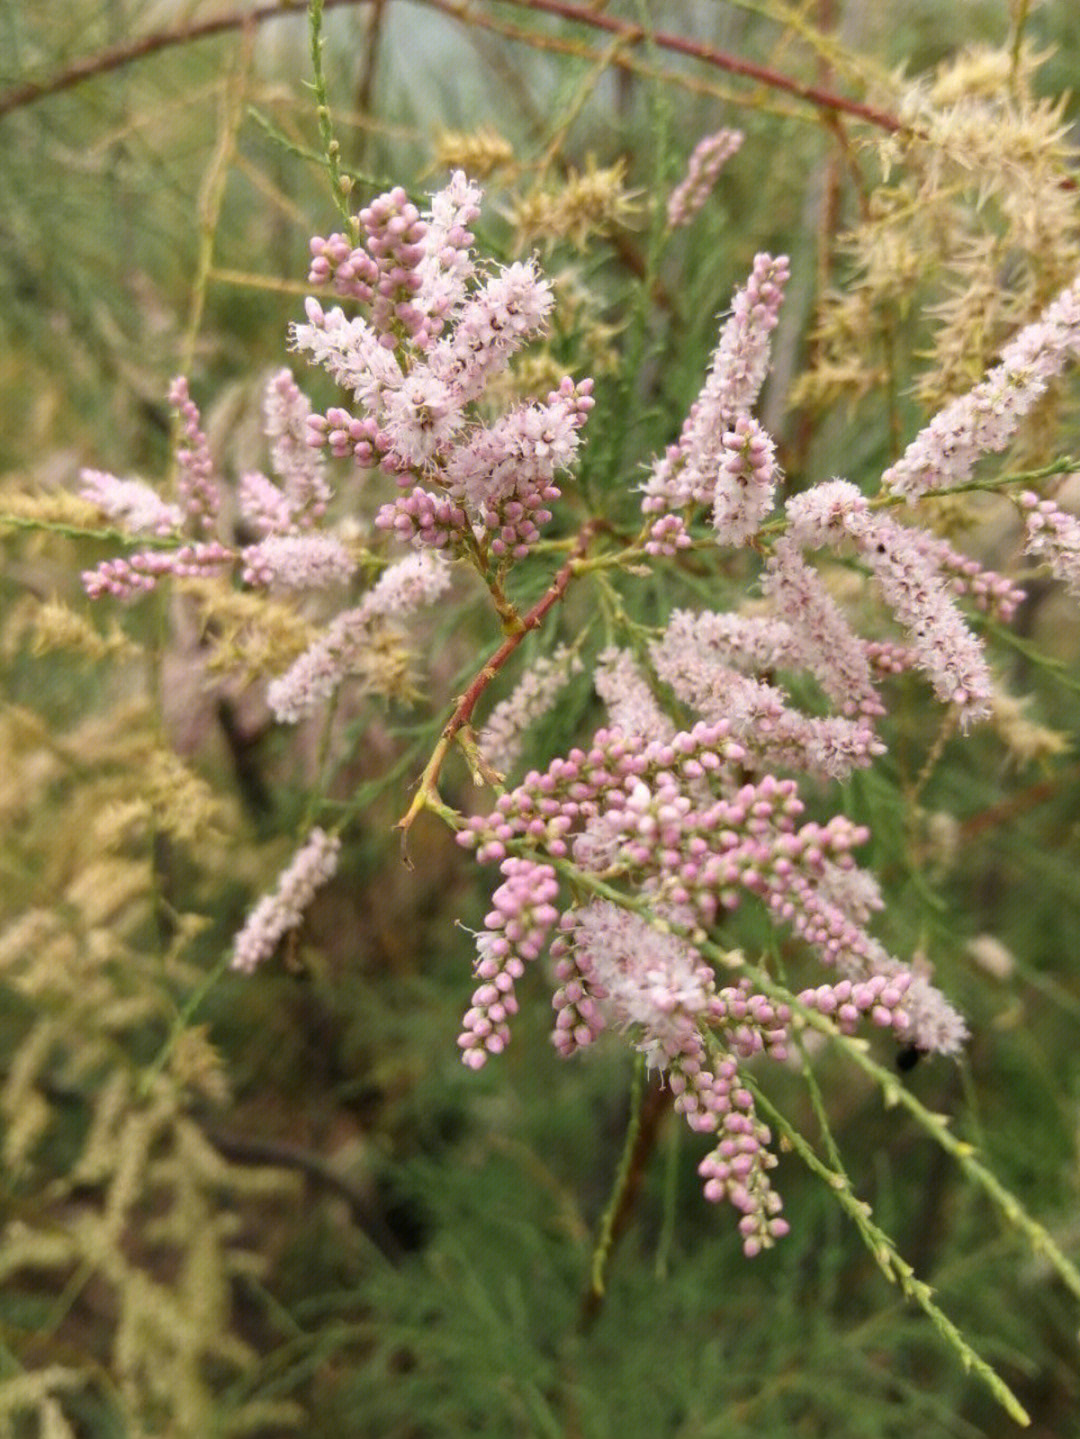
433 125 515 179
509 156 641 252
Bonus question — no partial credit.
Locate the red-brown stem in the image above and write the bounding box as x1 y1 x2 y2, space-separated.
0 0 371 119
1 0 906 135
494 0 905 133
395 518 600 846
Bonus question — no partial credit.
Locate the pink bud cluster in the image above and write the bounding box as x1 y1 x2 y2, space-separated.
82 540 234 599
903 530 1025 621
360 187 441 345
1020 489 1080 595
308 406 385 466
168 377 220 532
547 900 787 1249
683 1049 788 1254
797 973 911 1037
712 979 791 1060
850 512 992 724
666 128 745 229
231 828 341 974
458 858 559 1068
457 709 941 1016
309 231 379 304
374 487 466 548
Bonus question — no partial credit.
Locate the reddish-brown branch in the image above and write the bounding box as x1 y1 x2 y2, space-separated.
395 519 600 845
494 0 905 133
1 0 906 136
0 0 369 119
960 762 1080 840
450 520 599 738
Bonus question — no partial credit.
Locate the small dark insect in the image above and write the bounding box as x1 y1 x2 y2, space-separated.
896 1044 925 1073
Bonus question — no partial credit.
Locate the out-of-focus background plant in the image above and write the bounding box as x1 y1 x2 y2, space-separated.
2 1 1080 1434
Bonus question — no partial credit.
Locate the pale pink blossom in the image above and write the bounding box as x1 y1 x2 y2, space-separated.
232 828 341 974
239 471 295 539
240 534 355 590
667 128 744 229
413 170 482 331
642 252 790 515
594 647 677 743
783 479 868 550
712 415 780 546
883 275 1080 501
477 645 584 776
846 511 993 724
1020 488 1080 595
79 470 183 537
266 551 452 722
762 539 881 717
291 301 405 410
263 368 331 520
428 259 554 403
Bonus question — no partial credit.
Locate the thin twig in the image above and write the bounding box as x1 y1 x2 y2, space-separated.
493 0 906 133
1 0 907 136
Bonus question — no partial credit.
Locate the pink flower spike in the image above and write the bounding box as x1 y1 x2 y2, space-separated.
168 377 221 533
667 129 744 229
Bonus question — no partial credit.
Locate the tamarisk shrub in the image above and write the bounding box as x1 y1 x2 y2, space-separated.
73 161 1080 1415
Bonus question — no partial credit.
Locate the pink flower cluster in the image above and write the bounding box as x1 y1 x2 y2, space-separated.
641 250 790 552
883 276 1080 502
266 550 452 723
455 681 965 1238
667 128 745 229
231 828 341 974
477 645 584 777
780 480 996 725
1020 488 1080 595
79 371 344 600
297 176 594 564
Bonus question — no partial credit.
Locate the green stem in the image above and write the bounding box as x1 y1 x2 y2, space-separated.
589 1053 646 1302
744 1074 1032 1428
308 0 358 236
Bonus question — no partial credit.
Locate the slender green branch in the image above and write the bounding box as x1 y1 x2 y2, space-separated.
308 0 358 235
589 1053 646 1302
743 1073 1032 1427
535 855 1080 1306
